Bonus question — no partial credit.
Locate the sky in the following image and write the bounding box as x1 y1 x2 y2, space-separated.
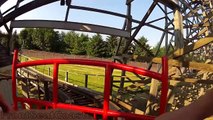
0 0 174 47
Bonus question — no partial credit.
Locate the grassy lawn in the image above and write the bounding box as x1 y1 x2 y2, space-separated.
19 56 146 93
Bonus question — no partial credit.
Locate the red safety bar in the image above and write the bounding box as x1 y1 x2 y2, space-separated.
12 50 168 120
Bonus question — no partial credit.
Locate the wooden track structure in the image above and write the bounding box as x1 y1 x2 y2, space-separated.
17 67 104 108
0 0 213 115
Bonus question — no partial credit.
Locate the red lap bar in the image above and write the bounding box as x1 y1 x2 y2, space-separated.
53 63 59 109
12 49 168 119
103 65 112 120
12 49 18 110
160 57 168 114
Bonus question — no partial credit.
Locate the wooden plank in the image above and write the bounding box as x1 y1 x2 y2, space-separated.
145 79 159 114
170 78 213 84
184 21 211 28
198 27 208 36
11 20 130 37
152 57 213 72
0 0 7 6
111 97 145 114
183 7 200 19
174 5 184 49
173 36 213 58
133 39 154 57
158 0 179 10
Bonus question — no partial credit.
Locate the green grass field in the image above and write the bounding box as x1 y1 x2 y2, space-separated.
19 56 145 93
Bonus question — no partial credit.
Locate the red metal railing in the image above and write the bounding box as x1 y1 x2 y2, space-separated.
12 49 168 120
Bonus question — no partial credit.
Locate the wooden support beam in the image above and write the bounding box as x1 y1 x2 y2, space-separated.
152 57 213 72
133 39 154 57
111 97 144 115
170 78 213 84
198 27 208 36
158 0 179 10
123 1 157 53
11 20 130 37
174 5 184 49
172 36 213 58
0 0 7 6
183 7 200 19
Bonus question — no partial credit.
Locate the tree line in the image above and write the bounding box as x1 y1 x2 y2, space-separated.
0 28 166 60
18 28 121 58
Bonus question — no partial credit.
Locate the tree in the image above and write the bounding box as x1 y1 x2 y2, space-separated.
106 35 119 57
0 31 8 47
19 28 62 52
31 28 61 51
63 31 79 54
19 28 35 49
87 34 110 57
106 35 127 56
55 31 67 53
134 36 151 56
152 42 166 57
48 31 62 52
13 31 21 49
72 33 89 55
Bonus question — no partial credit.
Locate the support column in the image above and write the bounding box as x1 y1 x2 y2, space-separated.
145 78 159 114
9 31 17 54
8 0 21 55
174 0 184 50
118 0 132 93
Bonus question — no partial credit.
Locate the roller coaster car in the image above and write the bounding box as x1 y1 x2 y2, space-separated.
9 49 168 120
